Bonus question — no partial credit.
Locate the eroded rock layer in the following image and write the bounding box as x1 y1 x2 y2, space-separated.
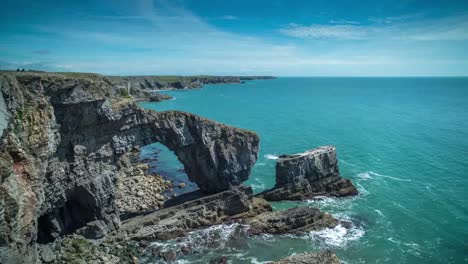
110 186 272 242
258 146 358 201
246 206 338 235
0 72 259 263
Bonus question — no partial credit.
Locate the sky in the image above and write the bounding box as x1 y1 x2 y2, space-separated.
1 0 468 76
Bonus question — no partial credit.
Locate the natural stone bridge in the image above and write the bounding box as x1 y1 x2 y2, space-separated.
0 72 259 263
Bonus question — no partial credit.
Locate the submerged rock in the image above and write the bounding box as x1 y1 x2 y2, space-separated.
258 146 358 201
246 206 338 235
270 251 340 264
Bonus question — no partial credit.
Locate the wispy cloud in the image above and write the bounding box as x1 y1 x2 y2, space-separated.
281 14 468 41
2 0 467 76
281 23 373 39
219 15 238 20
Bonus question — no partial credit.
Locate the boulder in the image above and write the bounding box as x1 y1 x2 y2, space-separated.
258 146 358 201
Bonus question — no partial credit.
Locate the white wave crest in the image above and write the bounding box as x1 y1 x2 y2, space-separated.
251 183 266 190
151 223 249 253
264 154 279 160
357 172 373 180
369 171 412 182
308 224 365 247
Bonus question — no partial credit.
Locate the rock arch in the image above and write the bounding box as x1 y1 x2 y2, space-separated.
0 72 259 262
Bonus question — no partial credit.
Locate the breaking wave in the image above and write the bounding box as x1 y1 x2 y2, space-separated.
264 154 279 160
307 223 365 247
151 223 249 254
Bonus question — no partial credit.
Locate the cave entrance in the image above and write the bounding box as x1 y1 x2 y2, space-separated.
37 186 97 244
140 143 198 196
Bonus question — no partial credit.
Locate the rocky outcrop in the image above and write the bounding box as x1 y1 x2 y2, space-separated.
270 251 340 264
109 186 271 242
258 146 358 201
0 72 259 263
112 186 340 244
148 93 173 102
246 206 338 235
0 89 8 137
108 75 276 91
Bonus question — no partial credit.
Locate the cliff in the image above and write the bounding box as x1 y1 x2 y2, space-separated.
0 71 259 263
108 75 276 91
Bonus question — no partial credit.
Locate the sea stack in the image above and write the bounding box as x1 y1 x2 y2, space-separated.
258 146 358 201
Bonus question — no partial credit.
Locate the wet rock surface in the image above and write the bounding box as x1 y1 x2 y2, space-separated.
269 251 340 264
258 146 358 201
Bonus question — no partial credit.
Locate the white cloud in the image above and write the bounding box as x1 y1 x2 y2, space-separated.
220 15 238 20
281 14 468 41
280 23 372 39
4 0 467 76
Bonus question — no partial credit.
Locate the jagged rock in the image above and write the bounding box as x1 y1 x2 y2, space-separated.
159 249 177 261
246 207 338 235
149 93 173 102
258 146 358 201
269 251 340 264
0 72 260 263
108 75 275 92
109 186 271 241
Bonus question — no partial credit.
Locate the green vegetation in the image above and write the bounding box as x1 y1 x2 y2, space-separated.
119 88 131 98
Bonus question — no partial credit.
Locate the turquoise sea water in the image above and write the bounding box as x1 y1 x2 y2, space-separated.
138 78 468 264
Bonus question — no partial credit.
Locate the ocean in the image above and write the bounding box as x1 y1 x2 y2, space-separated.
138 77 468 263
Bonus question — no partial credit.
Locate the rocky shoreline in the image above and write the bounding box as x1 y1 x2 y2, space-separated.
0 71 357 263
109 75 276 103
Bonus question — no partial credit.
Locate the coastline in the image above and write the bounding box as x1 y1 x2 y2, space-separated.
0 71 354 264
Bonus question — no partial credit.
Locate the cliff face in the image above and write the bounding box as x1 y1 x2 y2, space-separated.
0 72 259 263
108 75 275 91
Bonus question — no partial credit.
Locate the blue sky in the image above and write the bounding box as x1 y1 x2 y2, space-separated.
1 0 468 76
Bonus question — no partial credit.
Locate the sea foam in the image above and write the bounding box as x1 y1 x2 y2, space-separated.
307 223 365 247
264 154 279 160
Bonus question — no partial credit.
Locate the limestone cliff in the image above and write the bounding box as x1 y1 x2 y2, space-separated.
0 71 259 263
108 75 276 91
